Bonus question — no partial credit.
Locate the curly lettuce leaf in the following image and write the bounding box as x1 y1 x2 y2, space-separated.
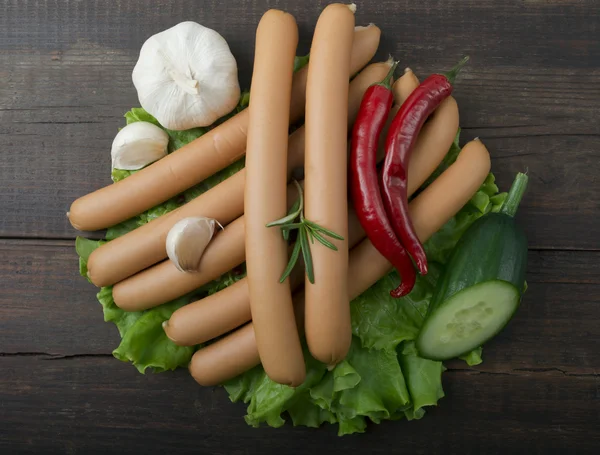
459 347 483 366
287 397 336 428
350 270 434 350
324 339 410 428
225 338 414 436
77 236 197 371
294 54 310 72
96 286 142 337
75 236 104 278
113 296 195 373
399 342 445 413
238 350 328 428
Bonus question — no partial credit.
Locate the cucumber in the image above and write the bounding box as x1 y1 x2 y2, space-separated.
417 173 529 361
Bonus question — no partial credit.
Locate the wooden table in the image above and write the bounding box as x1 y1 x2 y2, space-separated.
1 1 598 453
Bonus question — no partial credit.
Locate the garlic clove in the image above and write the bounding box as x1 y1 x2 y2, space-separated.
166 217 219 272
111 121 169 170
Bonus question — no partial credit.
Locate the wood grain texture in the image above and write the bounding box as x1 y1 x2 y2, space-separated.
1 0 599 247
1 356 598 454
0 241 598 453
1 0 599 452
1 243 598 369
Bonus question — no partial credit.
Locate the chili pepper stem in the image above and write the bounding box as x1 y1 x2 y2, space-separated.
444 55 470 84
376 60 399 90
500 172 529 218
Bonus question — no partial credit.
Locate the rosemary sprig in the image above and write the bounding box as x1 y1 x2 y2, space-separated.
266 180 344 284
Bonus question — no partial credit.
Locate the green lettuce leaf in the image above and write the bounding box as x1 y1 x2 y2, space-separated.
96 286 142 337
350 270 434 350
459 346 483 366
287 396 336 428
236 349 328 428
113 296 195 373
399 342 445 413
225 338 414 436
105 217 139 240
294 54 310 73
75 236 104 278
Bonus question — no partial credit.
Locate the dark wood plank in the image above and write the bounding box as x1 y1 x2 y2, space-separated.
1 240 598 373
1 0 599 248
0 240 117 355
0 356 598 454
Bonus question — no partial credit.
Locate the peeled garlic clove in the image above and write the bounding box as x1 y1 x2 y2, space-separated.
166 217 218 272
111 121 169 170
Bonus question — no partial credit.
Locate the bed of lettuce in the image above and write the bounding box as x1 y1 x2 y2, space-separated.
75 74 508 435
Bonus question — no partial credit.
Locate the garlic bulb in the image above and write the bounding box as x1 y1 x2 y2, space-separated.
132 21 241 131
111 121 169 170
166 217 220 272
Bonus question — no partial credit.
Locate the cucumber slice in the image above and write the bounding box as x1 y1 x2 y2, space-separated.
417 280 520 361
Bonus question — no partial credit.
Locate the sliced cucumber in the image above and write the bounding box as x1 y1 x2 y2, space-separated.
416 280 520 361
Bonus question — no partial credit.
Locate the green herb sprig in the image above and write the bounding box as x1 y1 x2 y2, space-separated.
266 180 344 284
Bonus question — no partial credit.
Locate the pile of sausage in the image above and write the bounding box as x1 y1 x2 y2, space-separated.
69 5 491 388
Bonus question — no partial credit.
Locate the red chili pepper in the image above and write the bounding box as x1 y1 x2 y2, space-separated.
382 57 469 276
350 62 417 298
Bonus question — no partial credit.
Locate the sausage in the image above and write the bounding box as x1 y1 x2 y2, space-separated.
392 69 460 195
106 64 394 304
303 3 355 366
112 215 247 310
164 206 365 347
392 68 420 105
350 25 382 74
88 174 246 287
289 24 381 123
188 289 306 387
189 323 260 387
288 61 393 173
243 9 305 387
68 25 381 233
189 139 492 385
87 63 392 288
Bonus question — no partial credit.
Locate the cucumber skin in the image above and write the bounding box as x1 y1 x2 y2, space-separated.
427 213 528 316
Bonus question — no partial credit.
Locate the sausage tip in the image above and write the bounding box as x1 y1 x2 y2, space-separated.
162 320 179 344
347 3 357 13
